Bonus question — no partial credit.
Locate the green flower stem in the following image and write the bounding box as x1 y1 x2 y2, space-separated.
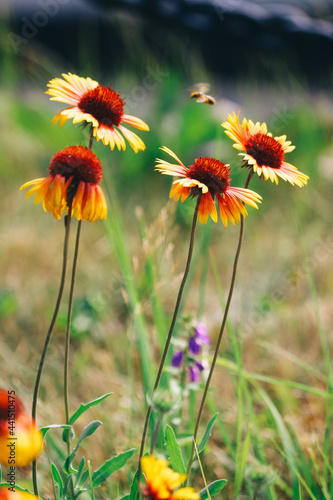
64 219 82 499
63 128 92 497
150 415 162 455
32 211 73 497
89 127 94 150
137 196 201 497
186 171 253 479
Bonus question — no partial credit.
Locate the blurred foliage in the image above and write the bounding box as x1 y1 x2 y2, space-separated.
1 9 333 500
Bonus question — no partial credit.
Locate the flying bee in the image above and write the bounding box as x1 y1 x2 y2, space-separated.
190 83 216 105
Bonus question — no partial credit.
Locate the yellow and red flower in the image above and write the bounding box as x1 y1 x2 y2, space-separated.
0 391 43 467
0 487 38 500
222 112 309 187
20 146 107 222
156 147 261 225
46 73 149 152
141 455 200 500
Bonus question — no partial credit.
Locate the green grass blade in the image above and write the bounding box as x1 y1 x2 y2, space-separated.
215 357 329 398
255 385 299 498
135 208 167 353
299 233 333 487
103 175 153 395
234 393 251 498
205 396 234 459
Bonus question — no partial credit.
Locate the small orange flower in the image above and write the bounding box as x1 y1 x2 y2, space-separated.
0 391 43 467
141 455 200 500
46 73 149 152
20 146 107 222
156 147 261 225
0 487 38 500
222 112 309 187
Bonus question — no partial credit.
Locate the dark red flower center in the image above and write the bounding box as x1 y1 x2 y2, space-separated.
0 390 24 425
49 146 103 185
245 133 284 169
187 157 230 197
78 85 124 127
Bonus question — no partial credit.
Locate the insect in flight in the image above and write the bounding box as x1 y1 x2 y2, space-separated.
190 83 216 105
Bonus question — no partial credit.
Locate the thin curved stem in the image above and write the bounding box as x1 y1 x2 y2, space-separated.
64 220 82 499
137 197 201 496
32 212 72 496
89 127 94 150
186 171 253 478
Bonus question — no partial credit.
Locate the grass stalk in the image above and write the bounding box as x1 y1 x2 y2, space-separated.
64 219 82 499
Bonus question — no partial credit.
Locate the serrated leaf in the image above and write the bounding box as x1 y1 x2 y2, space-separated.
92 448 135 487
40 424 72 437
197 413 218 454
70 393 113 425
51 462 63 498
0 484 33 494
64 421 102 473
164 425 185 474
199 479 227 499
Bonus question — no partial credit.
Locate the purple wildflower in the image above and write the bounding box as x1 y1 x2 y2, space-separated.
194 322 210 345
189 362 204 382
171 350 184 368
189 336 201 355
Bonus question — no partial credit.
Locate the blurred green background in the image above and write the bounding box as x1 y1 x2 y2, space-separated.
1 1 333 498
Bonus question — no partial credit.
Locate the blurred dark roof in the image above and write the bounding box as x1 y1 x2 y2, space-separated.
7 0 333 80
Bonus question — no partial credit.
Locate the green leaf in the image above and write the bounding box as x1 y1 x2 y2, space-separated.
129 469 139 500
92 448 135 487
199 479 227 499
234 426 251 496
51 463 63 498
77 420 102 446
119 496 130 500
63 474 74 498
64 421 102 473
62 426 75 443
197 413 218 454
75 457 86 488
164 425 185 474
0 484 33 494
40 424 72 437
70 393 113 425
77 469 89 490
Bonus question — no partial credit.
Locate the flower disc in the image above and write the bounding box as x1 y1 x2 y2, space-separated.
245 133 284 169
188 157 230 197
78 86 124 127
49 146 103 185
